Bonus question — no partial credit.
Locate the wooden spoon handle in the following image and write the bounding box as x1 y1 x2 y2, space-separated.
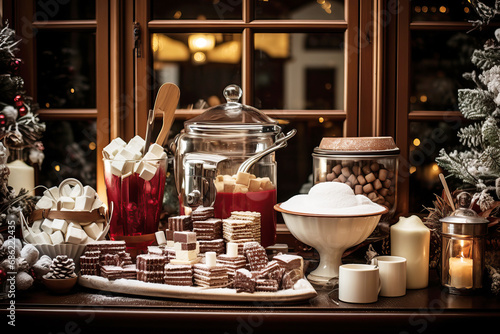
155 83 180 147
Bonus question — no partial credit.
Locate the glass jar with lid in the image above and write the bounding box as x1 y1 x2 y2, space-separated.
312 137 400 219
172 84 296 247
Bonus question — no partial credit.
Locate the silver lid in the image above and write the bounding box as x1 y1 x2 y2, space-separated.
440 215 489 237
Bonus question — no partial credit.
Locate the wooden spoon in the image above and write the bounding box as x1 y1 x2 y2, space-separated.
154 83 180 147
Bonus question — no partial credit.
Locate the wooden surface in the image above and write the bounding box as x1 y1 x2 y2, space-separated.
4 272 499 333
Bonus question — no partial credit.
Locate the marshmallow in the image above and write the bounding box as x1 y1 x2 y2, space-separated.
103 137 127 158
43 186 60 201
69 184 82 198
33 232 52 244
32 220 43 233
205 251 217 267
82 185 96 199
74 196 94 211
68 223 82 231
51 219 68 234
155 230 167 245
35 196 54 210
83 222 102 240
58 196 75 210
116 146 141 161
41 219 53 234
128 135 145 152
60 184 73 197
175 249 198 261
110 159 134 177
65 227 88 244
22 225 36 244
137 161 157 181
227 242 238 257
91 197 104 210
148 143 164 157
49 230 65 245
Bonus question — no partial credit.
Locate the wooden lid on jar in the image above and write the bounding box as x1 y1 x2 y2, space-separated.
317 136 399 154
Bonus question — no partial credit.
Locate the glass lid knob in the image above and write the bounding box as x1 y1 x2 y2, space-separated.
223 84 242 103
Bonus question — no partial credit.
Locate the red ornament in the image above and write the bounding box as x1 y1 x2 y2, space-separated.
0 268 6 285
0 113 6 126
18 106 26 117
14 95 23 107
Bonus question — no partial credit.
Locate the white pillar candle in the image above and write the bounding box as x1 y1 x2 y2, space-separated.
7 159 35 196
391 215 430 289
449 257 473 289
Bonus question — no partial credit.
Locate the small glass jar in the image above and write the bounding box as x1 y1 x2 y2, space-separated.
440 215 489 295
312 137 399 218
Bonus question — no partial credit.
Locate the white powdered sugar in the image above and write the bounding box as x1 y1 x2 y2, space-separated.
281 182 386 215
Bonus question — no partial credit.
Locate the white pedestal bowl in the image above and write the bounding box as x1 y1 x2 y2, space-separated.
274 203 387 285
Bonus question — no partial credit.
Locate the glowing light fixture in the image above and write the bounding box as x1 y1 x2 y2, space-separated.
188 34 216 52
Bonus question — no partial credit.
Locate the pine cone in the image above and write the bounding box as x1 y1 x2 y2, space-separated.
45 255 77 279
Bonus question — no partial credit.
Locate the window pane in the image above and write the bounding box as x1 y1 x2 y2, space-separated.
39 120 97 189
255 0 344 20
35 0 95 20
410 29 493 112
410 0 498 22
151 0 241 20
276 119 343 204
254 32 344 110
152 33 241 109
37 30 96 109
408 120 467 213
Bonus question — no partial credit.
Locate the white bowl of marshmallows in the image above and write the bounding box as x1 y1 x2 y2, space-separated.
274 182 387 285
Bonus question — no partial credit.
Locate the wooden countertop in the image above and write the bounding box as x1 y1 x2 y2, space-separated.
3 272 499 333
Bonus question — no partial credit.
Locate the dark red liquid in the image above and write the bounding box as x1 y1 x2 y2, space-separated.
105 166 166 238
213 189 277 247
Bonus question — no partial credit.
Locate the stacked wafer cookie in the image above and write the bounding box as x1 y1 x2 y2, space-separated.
222 211 261 247
193 252 228 288
164 264 193 286
136 254 167 283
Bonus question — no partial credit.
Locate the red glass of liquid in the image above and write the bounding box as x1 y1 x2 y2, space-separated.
213 188 277 247
103 158 167 240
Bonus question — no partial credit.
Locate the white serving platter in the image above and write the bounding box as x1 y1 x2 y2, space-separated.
78 275 317 303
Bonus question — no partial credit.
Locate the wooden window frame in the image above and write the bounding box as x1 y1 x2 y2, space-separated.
2 0 111 199
131 0 362 140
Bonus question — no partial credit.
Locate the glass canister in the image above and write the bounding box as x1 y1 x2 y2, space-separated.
440 215 489 295
173 85 295 247
312 137 400 218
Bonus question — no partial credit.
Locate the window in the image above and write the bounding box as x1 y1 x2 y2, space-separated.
136 0 359 206
7 0 488 217
392 0 499 214
3 0 109 199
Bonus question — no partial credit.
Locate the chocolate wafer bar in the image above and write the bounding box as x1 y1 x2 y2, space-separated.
243 241 268 272
273 253 304 279
193 263 229 288
164 264 193 286
121 264 137 280
79 250 100 276
100 265 124 280
193 218 222 240
168 215 192 231
198 239 225 254
234 268 256 293
136 254 166 283
191 206 214 221
256 278 279 292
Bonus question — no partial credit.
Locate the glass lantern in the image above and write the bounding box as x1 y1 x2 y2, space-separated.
440 215 489 295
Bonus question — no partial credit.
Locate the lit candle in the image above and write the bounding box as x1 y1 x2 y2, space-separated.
449 256 473 289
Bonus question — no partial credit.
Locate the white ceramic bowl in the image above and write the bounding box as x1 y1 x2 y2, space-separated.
274 203 387 285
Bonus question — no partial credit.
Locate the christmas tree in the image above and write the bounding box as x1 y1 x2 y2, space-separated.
0 24 44 230
436 22 500 211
